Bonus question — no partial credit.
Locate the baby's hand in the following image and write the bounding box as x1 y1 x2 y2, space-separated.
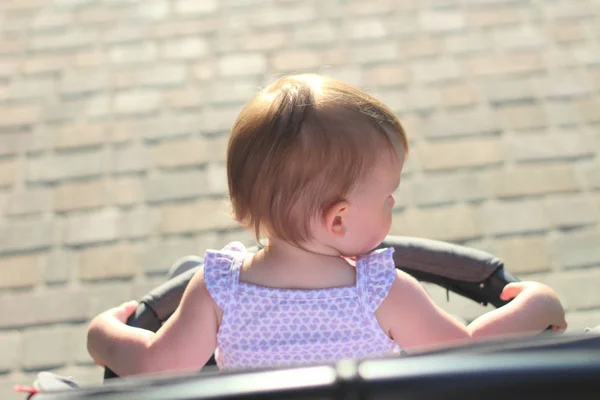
501 282 567 333
87 301 138 367
108 300 139 324
500 281 538 301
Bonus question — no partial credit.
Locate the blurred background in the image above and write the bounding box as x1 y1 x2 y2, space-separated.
1 0 600 395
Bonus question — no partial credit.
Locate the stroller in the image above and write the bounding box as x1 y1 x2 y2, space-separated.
17 236 600 400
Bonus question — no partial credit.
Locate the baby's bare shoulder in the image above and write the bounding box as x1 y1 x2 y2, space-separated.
376 271 429 326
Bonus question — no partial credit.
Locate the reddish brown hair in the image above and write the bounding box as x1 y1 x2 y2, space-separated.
227 74 408 246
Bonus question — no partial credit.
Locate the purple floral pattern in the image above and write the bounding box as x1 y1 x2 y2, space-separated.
204 242 399 370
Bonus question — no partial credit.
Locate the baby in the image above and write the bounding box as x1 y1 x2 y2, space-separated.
88 74 566 376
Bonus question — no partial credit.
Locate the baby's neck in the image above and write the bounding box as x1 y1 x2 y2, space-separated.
261 237 342 266
244 238 356 289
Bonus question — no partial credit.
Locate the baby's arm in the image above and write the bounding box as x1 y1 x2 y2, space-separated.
87 268 218 377
377 270 566 353
466 281 567 337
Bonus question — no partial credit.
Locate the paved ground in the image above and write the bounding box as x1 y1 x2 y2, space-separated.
1 0 600 396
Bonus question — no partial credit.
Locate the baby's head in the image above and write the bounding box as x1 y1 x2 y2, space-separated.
227 74 408 256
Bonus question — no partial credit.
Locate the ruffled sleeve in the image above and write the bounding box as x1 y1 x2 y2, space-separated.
356 247 396 312
203 241 246 310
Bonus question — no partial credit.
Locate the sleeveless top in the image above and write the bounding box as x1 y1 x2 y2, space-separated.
203 241 400 370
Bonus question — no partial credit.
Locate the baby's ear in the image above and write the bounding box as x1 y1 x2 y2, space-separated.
322 200 349 237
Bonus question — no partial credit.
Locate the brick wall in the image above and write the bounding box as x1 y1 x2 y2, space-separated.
1 0 600 396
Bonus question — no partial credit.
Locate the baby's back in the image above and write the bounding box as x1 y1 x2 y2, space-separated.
204 242 399 370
